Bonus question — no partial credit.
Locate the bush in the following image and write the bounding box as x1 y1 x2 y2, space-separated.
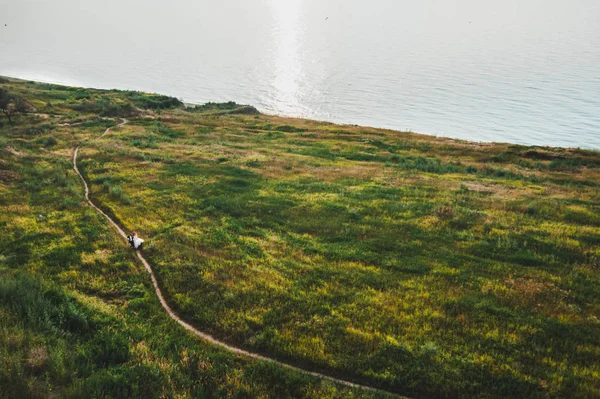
71 99 138 117
89 333 130 367
548 158 600 171
192 101 258 114
155 123 184 138
193 101 240 112
108 184 132 204
396 155 463 174
44 136 58 147
74 90 91 100
130 137 158 149
109 185 123 197
275 125 306 133
127 92 182 109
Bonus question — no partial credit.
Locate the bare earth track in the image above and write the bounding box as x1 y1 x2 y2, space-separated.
72 119 400 398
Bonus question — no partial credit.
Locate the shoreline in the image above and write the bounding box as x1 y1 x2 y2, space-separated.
2 74 599 152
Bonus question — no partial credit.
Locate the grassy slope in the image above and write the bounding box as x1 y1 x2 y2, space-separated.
0 79 389 399
1 77 599 398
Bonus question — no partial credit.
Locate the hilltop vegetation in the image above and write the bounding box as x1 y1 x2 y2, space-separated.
1 77 599 398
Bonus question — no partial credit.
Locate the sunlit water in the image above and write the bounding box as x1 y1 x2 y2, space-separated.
1 0 599 148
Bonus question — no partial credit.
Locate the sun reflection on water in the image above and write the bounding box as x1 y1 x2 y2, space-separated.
268 0 308 116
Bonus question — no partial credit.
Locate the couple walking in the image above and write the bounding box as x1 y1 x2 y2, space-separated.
127 231 144 249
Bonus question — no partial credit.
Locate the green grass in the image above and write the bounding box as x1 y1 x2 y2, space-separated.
1 76 599 398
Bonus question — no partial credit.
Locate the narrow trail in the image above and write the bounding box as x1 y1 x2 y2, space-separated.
72 119 399 398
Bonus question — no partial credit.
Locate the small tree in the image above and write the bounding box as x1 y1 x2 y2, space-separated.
0 88 28 125
0 88 11 125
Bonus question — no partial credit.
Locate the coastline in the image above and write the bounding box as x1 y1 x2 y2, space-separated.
3 74 598 151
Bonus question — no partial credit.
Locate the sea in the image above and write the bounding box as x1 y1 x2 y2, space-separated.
1 0 599 149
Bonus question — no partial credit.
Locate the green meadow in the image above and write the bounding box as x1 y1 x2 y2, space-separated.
1 77 599 398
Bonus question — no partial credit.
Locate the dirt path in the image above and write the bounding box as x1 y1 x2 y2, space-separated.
72 119 399 398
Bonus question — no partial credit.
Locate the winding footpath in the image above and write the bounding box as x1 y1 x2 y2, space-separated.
72 119 398 398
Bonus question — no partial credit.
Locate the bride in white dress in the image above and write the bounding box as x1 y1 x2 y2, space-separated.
127 232 144 249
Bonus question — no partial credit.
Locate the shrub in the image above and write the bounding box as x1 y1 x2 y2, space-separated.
245 159 261 168
109 185 123 197
127 92 183 109
192 101 258 114
44 136 58 147
108 184 132 205
275 125 306 133
548 158 600 171
155 123 184 138
74 90 91 100
71 99 138 117
396 155 463 174
131 137 158 149
193 101 240 112
436 205 454 218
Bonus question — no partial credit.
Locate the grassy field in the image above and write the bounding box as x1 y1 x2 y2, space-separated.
1 77 599 398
